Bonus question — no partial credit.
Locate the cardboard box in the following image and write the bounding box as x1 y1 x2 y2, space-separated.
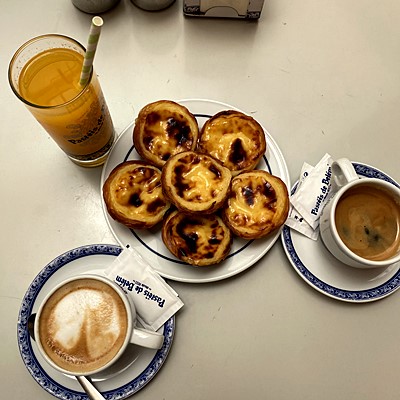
183 0 264 19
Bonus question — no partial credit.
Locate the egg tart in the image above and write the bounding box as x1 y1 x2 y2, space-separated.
162 210 232 266
222 170 289 239
133 100 199 168
103 161 170 229
162 151 231 214
198 110 267 176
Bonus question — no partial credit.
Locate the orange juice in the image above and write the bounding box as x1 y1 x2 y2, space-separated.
9 35 114 167
19 48 84 107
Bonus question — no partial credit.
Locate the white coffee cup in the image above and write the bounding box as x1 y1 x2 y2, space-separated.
34 274 164 376
320 158 400 269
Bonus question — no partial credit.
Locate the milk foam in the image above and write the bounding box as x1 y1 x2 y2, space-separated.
50 289 121 352
40 280 128 372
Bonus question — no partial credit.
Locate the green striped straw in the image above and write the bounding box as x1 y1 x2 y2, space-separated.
79 16 103 87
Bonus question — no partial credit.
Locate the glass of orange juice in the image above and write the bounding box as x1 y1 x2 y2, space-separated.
8 34 115 167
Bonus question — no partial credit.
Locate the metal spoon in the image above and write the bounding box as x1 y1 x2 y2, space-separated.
27 314 106 400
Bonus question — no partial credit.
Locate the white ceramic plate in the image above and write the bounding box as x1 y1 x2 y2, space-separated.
17 244 175 399
100 99 290 283
281 163 400 302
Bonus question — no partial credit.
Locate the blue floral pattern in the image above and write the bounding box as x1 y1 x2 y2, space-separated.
17 244 175 399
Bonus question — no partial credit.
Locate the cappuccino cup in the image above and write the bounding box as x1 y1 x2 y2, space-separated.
34 274 164 376
320 158 400 269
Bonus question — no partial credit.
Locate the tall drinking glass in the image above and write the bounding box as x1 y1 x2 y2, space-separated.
8 34 115 167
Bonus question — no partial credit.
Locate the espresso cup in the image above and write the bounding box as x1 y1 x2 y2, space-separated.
319 158 400 269
34 274 164 376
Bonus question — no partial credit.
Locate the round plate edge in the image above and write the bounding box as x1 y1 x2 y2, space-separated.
100 99 291 284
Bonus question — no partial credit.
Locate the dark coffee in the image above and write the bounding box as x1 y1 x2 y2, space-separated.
335 183 400 261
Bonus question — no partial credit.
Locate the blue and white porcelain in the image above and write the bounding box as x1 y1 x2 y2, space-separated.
101 99 291 283
281 163 400 303
17 244 175 399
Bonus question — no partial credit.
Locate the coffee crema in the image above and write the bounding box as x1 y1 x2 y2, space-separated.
335 183 400 261
38 278 128 374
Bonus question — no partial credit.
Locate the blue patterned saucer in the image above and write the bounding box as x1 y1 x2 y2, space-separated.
281 163 400 303
17 244 175 399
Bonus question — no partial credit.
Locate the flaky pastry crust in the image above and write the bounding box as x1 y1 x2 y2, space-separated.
222 170 289 239
133 100 199 168
103 161 170 229
198 110 267 176
162 210 232 266
161 151 231 214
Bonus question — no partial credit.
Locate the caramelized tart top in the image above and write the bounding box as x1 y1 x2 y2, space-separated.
133 100 199 168
162 210 232 266
198 110 267 176
223 170 289 239
162 151 231 214
103 161 170 229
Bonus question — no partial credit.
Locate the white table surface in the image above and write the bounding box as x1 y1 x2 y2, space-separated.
1 1 400 399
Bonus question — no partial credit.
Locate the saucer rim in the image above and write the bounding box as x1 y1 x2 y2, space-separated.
17 243 175 399
281 162 400 303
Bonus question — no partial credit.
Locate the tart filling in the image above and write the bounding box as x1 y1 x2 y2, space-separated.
103 161 170 229
223 170 289 239
162 151 231 214
133 100 199 168
198 110 266 176
162 210 232 266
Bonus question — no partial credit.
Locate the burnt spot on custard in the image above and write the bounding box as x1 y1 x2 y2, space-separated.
263 181 275 197
143 135 153 150
142 113 161 151
172 155 224 199
174 164 185 176
146 112 162 125
173 215 226 258
147 198 166 214
229 139 247 165
208 235 222 245
141 112 194 160
174 164 190 197
210 220 219 229
263 182 277 209
121 167 164 209
129 193 142 207
242 186 255 206
229 191 237 200
208 164 221 178
191 155 201 165
166 117 192 148
237 178 277 209
264 199 277 210
177 217 202 254
131 167 159 187
175 181 190 198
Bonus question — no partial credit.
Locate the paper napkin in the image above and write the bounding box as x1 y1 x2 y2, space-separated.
104 246 184 331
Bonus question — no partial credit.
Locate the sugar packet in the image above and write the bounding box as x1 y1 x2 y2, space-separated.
285 154 335 240
285 162 319 240
103 246 184 331
290 153 334 231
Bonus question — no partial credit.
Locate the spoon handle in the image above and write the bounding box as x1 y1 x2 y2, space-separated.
76 376 106 400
